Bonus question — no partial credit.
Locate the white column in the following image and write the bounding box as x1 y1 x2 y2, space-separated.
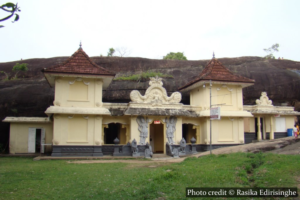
257 116 262 141
270 116 274 140
262 117 266 140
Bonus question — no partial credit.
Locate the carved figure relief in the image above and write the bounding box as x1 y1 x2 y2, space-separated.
179 138 186 153
256 92 273 106
165 116 177 144
145 142 153 158
136 116 151 145
130 76 181 106
131 139 139 157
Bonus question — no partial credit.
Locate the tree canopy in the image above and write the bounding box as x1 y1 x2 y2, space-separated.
0 63 28 80
163 52 187 60
0 2 21 28
263 43 279 59
12 63 28 78
107 48 115 57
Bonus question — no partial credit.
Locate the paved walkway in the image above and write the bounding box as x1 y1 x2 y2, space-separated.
33 137 300 164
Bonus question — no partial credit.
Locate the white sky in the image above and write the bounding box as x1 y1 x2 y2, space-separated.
0 0 299 62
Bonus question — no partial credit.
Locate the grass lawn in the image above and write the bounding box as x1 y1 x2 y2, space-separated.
0 153 299 200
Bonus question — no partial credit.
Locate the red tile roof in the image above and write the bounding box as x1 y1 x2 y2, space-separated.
43 48 115 76
178 58 255 91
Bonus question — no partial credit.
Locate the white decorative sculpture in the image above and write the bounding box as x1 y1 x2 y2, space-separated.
256 92 273 106
130 76 181 106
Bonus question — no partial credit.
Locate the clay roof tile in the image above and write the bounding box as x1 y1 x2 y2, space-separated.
43 48 115 76
178 58 255 91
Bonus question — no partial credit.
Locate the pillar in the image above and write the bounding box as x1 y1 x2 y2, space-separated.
262 117 266 140
193 125 200 144
257 116 262 141
102 124 108 144
270 116 274 140
94 116 103 145
122 124 130 143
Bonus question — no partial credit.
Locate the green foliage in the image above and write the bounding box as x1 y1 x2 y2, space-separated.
0 63 28 80
0 153 300 199
107 48 115 57
0 71 9 80
114 71 173 81
12 63 28 78
263 43 279 59
0 2 21 28
163 52 187 60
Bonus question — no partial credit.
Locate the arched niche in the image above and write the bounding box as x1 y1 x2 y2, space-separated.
102 122 129 145
182 123 200 144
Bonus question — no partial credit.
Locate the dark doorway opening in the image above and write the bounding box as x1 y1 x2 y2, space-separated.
35 129 41 153
182 124 196 143
150 121 164 153
104 123 127 144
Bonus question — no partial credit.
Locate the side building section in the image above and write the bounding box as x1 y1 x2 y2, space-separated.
3 117 53 154
243 92 299 143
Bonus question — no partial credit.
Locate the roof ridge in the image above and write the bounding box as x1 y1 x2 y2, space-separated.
43 48 115 76
178 58 255 91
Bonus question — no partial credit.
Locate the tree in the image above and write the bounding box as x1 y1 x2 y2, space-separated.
163 52 187 60
12 63 28 78
107 48 115 57
0 63 28 80
116 47 131 57
263 43 279 59
0 2 21 28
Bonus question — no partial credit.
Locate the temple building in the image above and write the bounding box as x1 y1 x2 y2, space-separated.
3 47 299 157
244 92 299 143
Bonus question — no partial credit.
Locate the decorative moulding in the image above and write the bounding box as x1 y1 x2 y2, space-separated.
130 76 182 106
256 92 273 106
69 77 90 85
53 139 59 145
95 140 101 145
53 101 61 106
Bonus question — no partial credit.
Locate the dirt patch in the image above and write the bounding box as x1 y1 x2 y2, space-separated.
267 139 300 154
67 158 184 165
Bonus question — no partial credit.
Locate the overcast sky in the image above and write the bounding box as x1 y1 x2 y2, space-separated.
0 0 299 63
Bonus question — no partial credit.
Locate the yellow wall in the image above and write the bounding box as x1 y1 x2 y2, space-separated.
190 84 243 111
285 116 295 130
9 123 53 154
53 114 103 145
201 117 244 144
54 77 103 108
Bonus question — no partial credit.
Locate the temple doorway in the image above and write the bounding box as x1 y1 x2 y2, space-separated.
182 124 196 143
149 121 164 153
104 123 126 144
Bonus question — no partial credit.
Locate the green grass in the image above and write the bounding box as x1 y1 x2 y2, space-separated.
0 153 299 199
114 71 173 81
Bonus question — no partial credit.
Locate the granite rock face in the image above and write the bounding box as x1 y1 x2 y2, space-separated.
1 56 300 149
